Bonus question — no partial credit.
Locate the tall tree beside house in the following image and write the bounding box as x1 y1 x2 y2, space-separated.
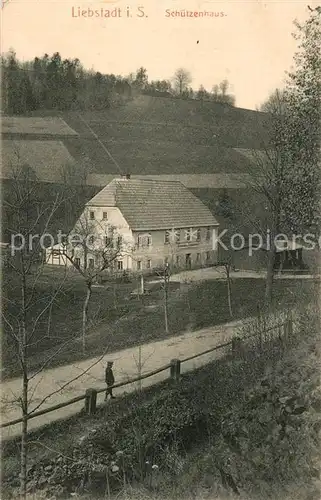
284 8 321 235
248 7 321 305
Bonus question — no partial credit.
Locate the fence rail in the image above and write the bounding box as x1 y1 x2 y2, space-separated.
0 318 294 430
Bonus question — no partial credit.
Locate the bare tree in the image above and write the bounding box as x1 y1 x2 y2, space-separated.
2 164 119 498
172 67 192 96
61 209 124 352
2 165 67 499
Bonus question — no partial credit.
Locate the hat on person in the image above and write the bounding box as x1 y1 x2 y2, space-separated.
107 361 114 366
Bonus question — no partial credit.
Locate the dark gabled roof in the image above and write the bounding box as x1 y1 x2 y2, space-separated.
86 178 219 230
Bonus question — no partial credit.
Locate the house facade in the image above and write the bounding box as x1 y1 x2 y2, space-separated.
46 176 219 273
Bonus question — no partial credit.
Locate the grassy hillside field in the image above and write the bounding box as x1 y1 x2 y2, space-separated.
2 96 269 182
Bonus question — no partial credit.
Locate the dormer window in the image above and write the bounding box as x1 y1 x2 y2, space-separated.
89 211 95 220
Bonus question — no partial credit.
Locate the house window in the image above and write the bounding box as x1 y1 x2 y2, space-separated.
117 260 123 270
90 211 95 220
206 251 210 261
196 228 201 242
102 211 108 220
117 236 123 247
206 227 211 241
74 257 81 268
164 231 170 244
88 235 95 245
137 261 142 271
185 229 191 242
138 233 152 248
147 259 151 269
196 253 201 263
176 255 180 266
88 258 94 269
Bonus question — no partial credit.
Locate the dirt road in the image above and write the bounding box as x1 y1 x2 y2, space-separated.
1 318 246 440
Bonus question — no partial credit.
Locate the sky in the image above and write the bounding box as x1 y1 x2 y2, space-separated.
1 0 318 110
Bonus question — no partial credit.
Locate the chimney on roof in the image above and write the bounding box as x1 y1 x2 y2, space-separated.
121 173 131 180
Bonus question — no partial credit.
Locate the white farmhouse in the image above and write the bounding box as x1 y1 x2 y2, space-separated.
46 175 219 273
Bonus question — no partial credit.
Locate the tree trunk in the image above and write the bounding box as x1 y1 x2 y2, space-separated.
20 266 28 500
265 248 275 307
137 345 142 393
140 274 144 295
226 265 233 317
265 206 280 308
20 374 28 500
164 276 169 333
82 282 92 353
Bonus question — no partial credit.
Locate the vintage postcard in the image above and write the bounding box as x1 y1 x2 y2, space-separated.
1 0 320 499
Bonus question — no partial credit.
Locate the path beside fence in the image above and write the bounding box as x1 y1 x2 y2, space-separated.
0 318 251 440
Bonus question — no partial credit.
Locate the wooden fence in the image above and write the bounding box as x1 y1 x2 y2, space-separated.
0 318 294 430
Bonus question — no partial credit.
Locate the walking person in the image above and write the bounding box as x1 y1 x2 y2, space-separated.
105 361 116 401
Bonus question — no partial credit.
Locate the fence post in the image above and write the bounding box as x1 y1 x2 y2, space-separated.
84 388 97 415
287 319 293 337
283 321 289 343
278 323 285 355
170 359 181 382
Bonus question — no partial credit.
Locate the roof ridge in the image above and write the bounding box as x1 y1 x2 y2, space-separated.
114 177 183 185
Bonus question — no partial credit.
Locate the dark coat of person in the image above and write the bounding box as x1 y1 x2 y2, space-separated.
105 367 115 386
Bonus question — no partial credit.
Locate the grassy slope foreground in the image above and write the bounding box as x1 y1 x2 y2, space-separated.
2 306 320 500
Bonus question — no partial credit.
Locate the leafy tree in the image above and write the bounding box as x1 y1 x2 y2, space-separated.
284 7 321 235
5 49 25 114
145 79 172 95
210 80 235 106
134 66 148 90
173 67 192 95
196 85 209 100
245 7 320 304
